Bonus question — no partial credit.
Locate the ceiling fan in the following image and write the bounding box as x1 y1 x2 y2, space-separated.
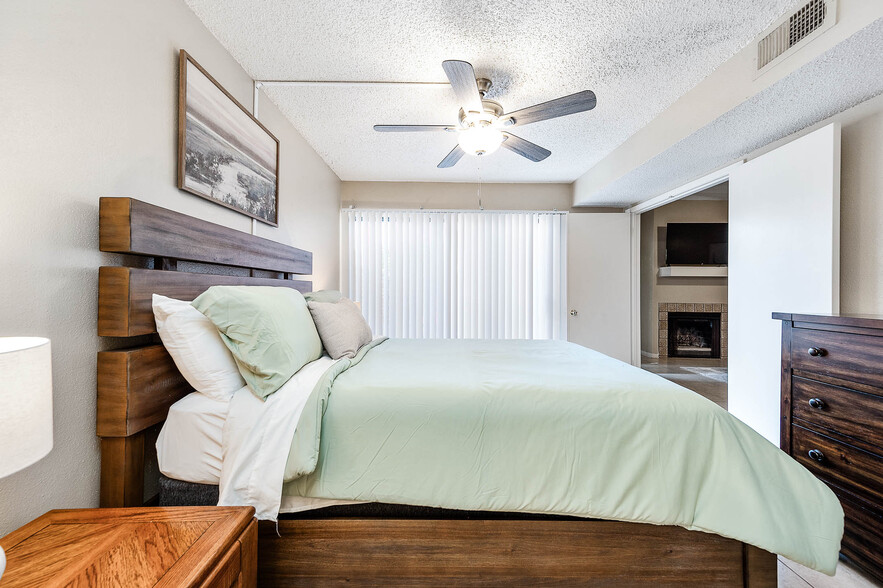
374 60 596 168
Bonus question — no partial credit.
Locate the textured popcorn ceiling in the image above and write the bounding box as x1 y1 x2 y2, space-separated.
184 0 801 183
590 18 883 206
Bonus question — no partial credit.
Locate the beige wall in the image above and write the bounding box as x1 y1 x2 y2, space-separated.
640 199 729 356
341 182 574 211
841 109 883 314
0 0 340 535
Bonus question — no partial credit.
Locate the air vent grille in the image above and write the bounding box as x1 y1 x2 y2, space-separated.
790 0 827 46
757 0 834 72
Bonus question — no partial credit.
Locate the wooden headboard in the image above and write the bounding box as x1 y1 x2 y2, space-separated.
97 197 312 507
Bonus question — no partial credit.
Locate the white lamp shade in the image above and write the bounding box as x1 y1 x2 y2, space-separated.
0 337 53 478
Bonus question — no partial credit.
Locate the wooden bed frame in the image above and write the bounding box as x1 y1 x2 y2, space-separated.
97 197 777 586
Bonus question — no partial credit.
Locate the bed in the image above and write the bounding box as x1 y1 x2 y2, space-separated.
96 197 840 586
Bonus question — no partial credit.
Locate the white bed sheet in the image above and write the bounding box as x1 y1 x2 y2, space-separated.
157 382 363 513
157 390 231 485
156 387 360 512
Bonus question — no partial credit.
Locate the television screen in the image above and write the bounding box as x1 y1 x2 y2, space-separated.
666 223 728 265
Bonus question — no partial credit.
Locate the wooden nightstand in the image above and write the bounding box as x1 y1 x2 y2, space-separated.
0 506 256 587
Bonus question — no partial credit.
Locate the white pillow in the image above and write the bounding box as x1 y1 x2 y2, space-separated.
152 294 245 401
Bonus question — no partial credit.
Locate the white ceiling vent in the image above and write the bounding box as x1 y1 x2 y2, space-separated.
756 0 836 76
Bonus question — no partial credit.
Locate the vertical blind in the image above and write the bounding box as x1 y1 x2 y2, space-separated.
345 209 567 340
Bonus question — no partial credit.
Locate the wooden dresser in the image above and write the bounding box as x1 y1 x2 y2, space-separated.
775 313 883 583
0 507 256 587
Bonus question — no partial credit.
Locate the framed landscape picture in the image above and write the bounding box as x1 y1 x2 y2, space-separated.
178 50 279 226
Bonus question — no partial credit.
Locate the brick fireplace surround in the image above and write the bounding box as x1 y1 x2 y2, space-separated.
658 302 727 359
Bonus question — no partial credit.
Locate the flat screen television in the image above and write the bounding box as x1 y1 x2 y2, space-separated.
665 223 728 265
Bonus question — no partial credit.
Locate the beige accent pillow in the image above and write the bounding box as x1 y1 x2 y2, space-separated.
304 290 344 304
307 298 373 359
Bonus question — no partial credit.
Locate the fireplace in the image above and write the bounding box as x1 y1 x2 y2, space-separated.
657 303 727 359
667 312 721 358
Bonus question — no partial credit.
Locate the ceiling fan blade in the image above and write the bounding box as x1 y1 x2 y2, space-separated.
503 90 596 127
442 60 484 114
438 145 466 168
501 133 551 162
374 125 455 132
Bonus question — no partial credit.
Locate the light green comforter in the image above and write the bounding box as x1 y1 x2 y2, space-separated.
282 338 843 573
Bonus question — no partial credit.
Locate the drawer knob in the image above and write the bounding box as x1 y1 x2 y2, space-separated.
807 347 826 357
808 449 825 463
808 397 826 410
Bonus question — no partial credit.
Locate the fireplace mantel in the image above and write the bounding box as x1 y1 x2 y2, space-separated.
658 266 728 278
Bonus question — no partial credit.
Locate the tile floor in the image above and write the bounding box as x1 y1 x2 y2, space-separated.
640 355 881 588
779 557 880 588
641 355 728 409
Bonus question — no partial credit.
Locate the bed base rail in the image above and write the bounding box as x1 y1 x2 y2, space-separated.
257 518 777 587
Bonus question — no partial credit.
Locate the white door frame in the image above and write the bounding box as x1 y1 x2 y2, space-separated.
629 213 641 366
624 162 743 366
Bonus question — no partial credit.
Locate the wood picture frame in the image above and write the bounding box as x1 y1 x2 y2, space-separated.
177 50 280 226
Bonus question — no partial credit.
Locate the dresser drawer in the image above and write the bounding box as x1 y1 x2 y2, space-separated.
792 425 883 506
791 328 883 390
792 377 883 448
830 486 883 583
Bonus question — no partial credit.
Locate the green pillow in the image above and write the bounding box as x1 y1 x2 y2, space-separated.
192 286 322 399
304 289 344 303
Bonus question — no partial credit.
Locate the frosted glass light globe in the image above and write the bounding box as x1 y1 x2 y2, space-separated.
458 126 504 156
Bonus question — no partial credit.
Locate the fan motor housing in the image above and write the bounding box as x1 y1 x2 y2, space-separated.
476 78 492 97
458 100 504 128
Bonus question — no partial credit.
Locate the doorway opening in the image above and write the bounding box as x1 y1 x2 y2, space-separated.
638 182 729 409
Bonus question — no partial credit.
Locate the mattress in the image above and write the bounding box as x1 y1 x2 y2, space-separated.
158 474 601 522
157 387 359 512
156 391 229 485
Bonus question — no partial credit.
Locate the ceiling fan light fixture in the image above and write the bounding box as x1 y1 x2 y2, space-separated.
458 126 504 156
374 60 596 167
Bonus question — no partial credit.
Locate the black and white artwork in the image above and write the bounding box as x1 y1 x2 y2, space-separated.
178 51 279 225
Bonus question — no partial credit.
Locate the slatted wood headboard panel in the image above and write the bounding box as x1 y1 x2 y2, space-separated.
97 197 313 507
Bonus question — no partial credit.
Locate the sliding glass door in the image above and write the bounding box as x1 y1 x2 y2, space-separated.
344 210 567 340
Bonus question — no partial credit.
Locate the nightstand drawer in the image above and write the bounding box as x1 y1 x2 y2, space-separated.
792 425 883 506
791 328 883 390
792 377 883 448
199 541 240 588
